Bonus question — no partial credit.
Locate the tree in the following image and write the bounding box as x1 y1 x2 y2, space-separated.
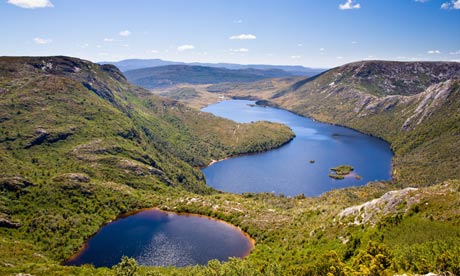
113 256 138 276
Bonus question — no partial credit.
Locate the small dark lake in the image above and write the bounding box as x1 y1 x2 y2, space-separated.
202 100 393 196
65 209 253 268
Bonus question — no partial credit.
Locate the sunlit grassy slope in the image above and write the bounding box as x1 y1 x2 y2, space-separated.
1 57 459 276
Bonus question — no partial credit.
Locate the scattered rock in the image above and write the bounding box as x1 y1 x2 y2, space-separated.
0 219 21 228
0 176 34 192
24 129 49 149
0 213 21 229
54 173 90 183
53 173 93 195
24 128 74 149
118 159 164 176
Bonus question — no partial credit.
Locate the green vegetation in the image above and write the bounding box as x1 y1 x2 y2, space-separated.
328 174 345 180
269 61 460 188
1 57 459 276
158 87 199 100
152 77 303 110
329 165 354 180
124 65 297 89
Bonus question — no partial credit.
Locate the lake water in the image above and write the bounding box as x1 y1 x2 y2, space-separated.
202 100 393 196
65 209 253 268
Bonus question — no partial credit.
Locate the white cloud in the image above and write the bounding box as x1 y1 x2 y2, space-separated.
441 2 450 8
449 50 460 55
415 0 430 2
351 41 358 44
297 43 303 47
103 38 115 42
319 48 325 52
177 44 195 51
8 0 53 9
229 48 249 52
229 34 256 40
233 19 243 24
33 37 51 44
291 55 301 59
339 0 361 10
427 50 441 54
441 0 460 9
119 30 131 37
336 56 344 59
147 49 159 54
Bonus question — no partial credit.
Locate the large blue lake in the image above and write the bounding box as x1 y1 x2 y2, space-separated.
202 100 393 196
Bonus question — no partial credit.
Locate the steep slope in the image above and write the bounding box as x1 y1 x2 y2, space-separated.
270 60 460 186
124 65 299 89
0 56 295 269
1 57 459 276
0 56 294 189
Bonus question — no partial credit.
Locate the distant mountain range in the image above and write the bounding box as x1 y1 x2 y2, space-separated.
100 58 326 76
123 64 307 89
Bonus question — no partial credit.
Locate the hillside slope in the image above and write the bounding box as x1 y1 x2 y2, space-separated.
0 56 295 269
270 60 460 186
1 57 459 276
124 65 300 89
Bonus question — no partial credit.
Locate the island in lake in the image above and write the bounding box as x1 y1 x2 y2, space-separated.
328 165 361 180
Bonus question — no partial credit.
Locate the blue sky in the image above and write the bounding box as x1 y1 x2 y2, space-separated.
1 0 459 67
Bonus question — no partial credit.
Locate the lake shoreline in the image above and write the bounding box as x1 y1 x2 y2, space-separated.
200 135 296 169
201 100 393 197
63 207 255 267
201 98 394 180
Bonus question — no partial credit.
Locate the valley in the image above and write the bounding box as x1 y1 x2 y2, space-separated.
3 1 460 275
1 56 459 276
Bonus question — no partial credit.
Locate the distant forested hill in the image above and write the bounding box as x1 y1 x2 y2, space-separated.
123 65 302 89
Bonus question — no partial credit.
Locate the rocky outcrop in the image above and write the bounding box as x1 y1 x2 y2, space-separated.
318 60 460 96
338 187 419 226
54 173 90 183
0 212 21 228
24 128 74 149
118 159 165 176
401 80 455 130
0 217 22 228
352 79 457 130
0 176 35 192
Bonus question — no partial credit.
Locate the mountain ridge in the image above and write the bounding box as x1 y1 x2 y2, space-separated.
2 57 460 275
123 64 303 89
100 58 326 76
268 60 460 186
